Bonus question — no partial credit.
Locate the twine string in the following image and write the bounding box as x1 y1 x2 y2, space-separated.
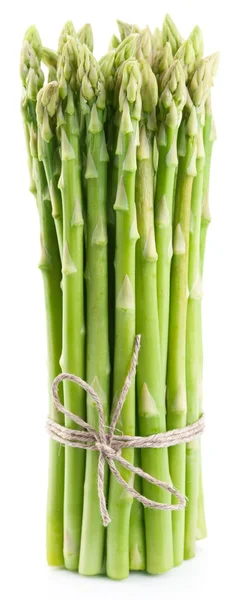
48 335 205 527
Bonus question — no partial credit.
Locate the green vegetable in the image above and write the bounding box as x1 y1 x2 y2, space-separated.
155 59 186 382
136 60 173 574
107 59 141 580
20 27 64 567
57 37 86 571
167 100 198 567
78 45 110 576
129 449 145 570
20 16 218 580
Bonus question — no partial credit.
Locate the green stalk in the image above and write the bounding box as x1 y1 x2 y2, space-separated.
107 113 118 374
20 30 64 566
197 94 216 540
200 96 216 274
38 169 64 567
185 117 205 560
167 103 198 567
155 60 186 381
99 52 118 372
77 46 110 576
196 459 207 540
136 117 173 573
167 55 215 565
57 39 85 571
100 43 139 381
106 60 141 580
129 450 146 571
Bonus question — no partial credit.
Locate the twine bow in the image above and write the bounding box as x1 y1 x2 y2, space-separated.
47 335 205 526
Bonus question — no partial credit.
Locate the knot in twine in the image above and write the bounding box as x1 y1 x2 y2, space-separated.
46 335 205 527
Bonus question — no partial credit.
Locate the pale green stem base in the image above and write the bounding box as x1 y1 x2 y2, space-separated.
129 450 146 571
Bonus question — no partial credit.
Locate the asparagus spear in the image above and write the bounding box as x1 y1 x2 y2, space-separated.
197 73 217 541
155 60 187 383
100 39 139 386
185 55 218 553
166 97 199 568
200 94 217 274
184 61 209 559
77 45 110 576
57 37 86 571
106 59 141 580
135 60 174 574
20 29 64 566
167 56 214 565
99 51 117 377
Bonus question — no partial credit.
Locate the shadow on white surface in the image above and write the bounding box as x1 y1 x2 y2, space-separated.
42 543 208 600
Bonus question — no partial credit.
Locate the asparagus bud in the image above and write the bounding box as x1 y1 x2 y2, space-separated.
136 27 154 65
58 20 77 53
175 39 196 81
77 23 94 52
117 19 140 40
108 34 121 50
114 33 139 68
42 47 58 69
153 27 162 52
57 36 79 98
23 25 42 59
189 26 204 64
162 14 184 54
152 41 173 79
159 60 187 120
20 38 44 98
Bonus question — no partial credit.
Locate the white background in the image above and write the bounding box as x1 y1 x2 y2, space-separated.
1 1 239 598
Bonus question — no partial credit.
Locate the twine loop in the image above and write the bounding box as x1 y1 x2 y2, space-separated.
46 335 205 526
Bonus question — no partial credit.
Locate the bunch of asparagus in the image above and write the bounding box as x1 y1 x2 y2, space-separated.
20 15 218 580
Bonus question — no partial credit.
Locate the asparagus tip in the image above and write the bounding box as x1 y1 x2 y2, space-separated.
23 25 42 59
58 20 77 53
162 13 184 54
77 23 94 52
